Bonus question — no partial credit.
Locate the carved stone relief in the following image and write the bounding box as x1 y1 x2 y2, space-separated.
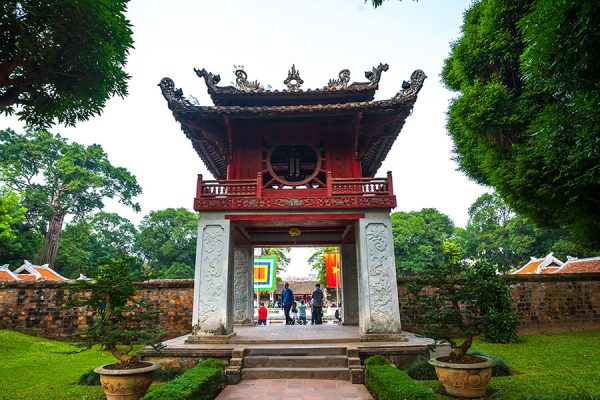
195 225 226 334
233 246 252 323
365 223 395 328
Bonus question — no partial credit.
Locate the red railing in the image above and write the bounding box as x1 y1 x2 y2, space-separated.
196 171 394 198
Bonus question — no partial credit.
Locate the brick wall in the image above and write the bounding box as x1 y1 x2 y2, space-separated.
0 280 194 340
1 274 598 340
398 273 600 334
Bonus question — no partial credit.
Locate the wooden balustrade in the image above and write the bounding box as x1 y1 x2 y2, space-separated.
196 171 394 198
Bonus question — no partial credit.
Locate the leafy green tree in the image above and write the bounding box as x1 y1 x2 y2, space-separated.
56 212 138 278
391 208 455 275
0 128 141 270
135 208 197 278
456 193 595 272
442 0 600 247
0 0 133 127
0 190 42 268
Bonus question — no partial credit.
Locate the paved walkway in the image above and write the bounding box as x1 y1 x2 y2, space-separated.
215 379 374 400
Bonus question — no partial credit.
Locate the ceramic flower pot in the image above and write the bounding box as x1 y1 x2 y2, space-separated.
428 356 495 398
94 362 160 400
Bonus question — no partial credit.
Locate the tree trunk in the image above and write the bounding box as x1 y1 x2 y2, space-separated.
38 214 65 271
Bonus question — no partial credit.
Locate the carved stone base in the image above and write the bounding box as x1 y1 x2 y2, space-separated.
360 333 407 342
185 332 237 344
233 320 254 326
342 322 359 326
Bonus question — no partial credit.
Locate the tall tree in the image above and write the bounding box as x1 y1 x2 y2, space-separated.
391 208 455 275
0 0 133 127
259 247 291 276
135 208 197 278
0 190 42 268
0 128 141 270
442 0 600 247
56 212 138 279
456 193 595 272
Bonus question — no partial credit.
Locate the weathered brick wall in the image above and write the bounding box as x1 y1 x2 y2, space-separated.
398 273 600 334
0 280 194 340
1 274 598 340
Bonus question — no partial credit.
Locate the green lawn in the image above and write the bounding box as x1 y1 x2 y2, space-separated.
0 330 112 400
1 330 599 399
425 331 600 399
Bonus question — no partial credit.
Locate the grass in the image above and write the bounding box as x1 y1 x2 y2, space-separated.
0 330 113 400
424 331 600 399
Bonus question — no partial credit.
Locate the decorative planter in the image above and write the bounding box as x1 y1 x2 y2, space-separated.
94 362 160 400
428 356 495 398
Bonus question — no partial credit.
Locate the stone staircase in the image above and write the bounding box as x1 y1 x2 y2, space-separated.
227 346 364 384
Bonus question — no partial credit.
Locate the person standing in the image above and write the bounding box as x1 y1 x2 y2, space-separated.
311 283 324 325
258 302 268 325
281 282 294 325
298 299 307 325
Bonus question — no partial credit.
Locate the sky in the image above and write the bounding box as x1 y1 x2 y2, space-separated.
2 0 488 277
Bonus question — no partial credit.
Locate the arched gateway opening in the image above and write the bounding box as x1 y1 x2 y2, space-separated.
149 64 429 380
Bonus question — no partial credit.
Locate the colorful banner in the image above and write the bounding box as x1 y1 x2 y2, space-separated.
254 256 277 291
325 251 341 288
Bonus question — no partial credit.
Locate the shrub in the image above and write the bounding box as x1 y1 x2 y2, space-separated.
77 369 100 386
364 356 436 400
154 369 184 382
142 358 225 400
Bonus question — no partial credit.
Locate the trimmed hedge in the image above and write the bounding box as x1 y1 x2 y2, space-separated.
142 358 225 400
364 355 436 400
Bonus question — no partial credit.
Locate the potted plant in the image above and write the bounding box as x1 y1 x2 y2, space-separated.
67 257 166 400
404 242 517 398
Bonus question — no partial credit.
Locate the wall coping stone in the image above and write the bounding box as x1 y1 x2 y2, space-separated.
0 278 195 289
398 272 600 284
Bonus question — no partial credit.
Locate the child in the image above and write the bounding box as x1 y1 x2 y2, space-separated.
291 301 298 325
258 302 268 325
298 299 307 325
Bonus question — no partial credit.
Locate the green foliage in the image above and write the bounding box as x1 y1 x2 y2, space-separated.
0 128 141 269
0 190 42 268
141 358 225 400
136 208 197 279
66 257 166 365
364 355 436 400
154 369 184 382
403 242 518 361
259 247 291 274
0 0 133 127
455 193 595 272
56 212 138 279
0 191 25 241
391 208 455 275
77 369 100 386
442 0 600 247
406 350 511 381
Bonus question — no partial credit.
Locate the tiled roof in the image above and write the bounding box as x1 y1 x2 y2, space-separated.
513 253 564 275
16 274 36 280
557 257 600 274
513 260 543 275
0 271 17 281
276 280 318 295
13 261 68 281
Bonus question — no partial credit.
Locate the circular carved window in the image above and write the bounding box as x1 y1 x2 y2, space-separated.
266 145 322 187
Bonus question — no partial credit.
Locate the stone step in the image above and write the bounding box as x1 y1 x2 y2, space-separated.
245 346 347 356
241 367 351 380
244 355 348 368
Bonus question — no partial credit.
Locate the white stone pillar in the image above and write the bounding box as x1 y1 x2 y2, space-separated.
356 211 404 340
233 245 254 325
341 243 359 325
187 214 235 342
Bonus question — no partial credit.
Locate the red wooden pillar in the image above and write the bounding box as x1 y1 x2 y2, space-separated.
326 171 333 197
256 172 262 197
387 171 394 196
196 174 203 198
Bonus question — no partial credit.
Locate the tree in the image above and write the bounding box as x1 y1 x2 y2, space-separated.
56 212 138 279
0 0 133 127
391 208 455 275
442 0 600 247
135 208 197 278
456 192 595 272
0 128 141 270
0 190 42 268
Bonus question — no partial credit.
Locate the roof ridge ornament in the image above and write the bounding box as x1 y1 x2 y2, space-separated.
234 68 263 92
393 69 427 99
159 77 194 111
194 68 221 91
327 69 351 89
284 65 304 91
365 63 389 86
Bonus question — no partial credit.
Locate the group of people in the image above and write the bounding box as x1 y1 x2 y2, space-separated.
257 282 329 325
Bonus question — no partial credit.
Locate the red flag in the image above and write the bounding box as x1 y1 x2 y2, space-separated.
325 251 341 288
